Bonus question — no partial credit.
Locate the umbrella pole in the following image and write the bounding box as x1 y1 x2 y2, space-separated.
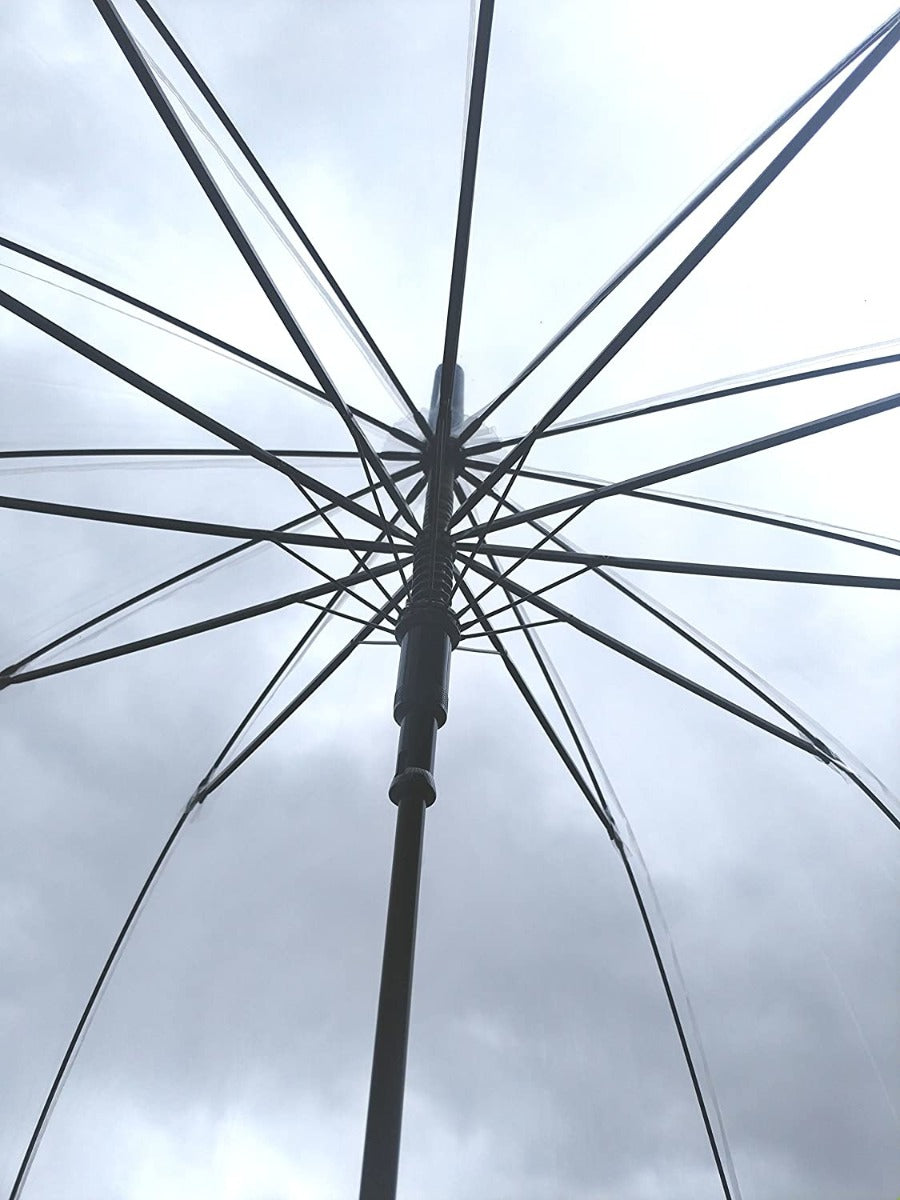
358 740 433 1198
359 369 463 1199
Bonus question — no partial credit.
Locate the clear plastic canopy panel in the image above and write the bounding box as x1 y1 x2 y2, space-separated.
1 3 898 1199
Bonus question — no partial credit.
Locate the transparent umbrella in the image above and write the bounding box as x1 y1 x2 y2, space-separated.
1 3 898 1198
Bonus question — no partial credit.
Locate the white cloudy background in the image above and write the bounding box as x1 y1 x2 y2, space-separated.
1 1 898 1198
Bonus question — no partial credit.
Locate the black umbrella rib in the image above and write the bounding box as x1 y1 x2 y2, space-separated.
424 0 495 596
461 544 900 591
452 570 616 837
0 288 411 540
460 617 560 639
458 9 900 444
457 468 831 750
454 489 739 1199
199 607 339 787
454 483 617 822
197 475 426 784
5 807 193 1200
0 557 412 688
458 554 825 759
459 476 732 1200
460 475 900 830
463 551 900 833
453 18 900 520
1 465 418 678
269 472 427 618
273 545 397 623
92 0 419 529
0 447 419 461
460 389 900 540
0 494 404 554
467 462 900 562
129 0 429 441
295 598 397 630
465 345 900 454
1 246 422 450
1 245 421 452
435 0 494 418
1 486 406 617
455 563 590 627
197 584 408 801
459 541 741 1200
200 511 420 789
1 235 324 400
617 848 738 1199
4 558 414 1200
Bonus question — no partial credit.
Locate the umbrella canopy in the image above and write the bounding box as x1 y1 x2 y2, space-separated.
1 3 898 1198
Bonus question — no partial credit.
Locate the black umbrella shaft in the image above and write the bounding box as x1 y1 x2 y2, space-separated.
358 776 427 1198
359 369 463 1199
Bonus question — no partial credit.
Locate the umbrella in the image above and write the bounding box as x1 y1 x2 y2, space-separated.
1 2 898 1197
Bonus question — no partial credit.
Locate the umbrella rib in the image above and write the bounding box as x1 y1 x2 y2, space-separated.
465 343 900 454
458 554 826 759
300 596 398 629
273 547 399 623
283 457 408 608
197 585 407 801
198 604 352 785
5 807 193 1200
460 388 900 540
461 551 900 833
456 549 744 1198
0 494 406 555
617 847 740 1200
0 557 412 688
454 489 617 822
458 471 900 836
435 0 494 422
452 569 617 837
129 0 429 441
457 8 900 444
0 288 412 541
4 568 413 1200
451 480 590 620
1 236 308 399
199 474 422 787
459 617 560 639
468 462 900 562
455 563 590 627
275 472 429 617
457 471 829 743
92 0 420 529
456 537 746 1200
1 465 419 678
0 239 423 448
461 544 900 591
452 17 900 518
424 0 495 597
0 447 419 461
455 503 740 1199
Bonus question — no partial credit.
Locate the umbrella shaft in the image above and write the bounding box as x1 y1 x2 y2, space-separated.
359 368 464 1197
359 780 427 1198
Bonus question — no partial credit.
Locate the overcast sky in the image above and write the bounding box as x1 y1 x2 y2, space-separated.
1 2 899 1198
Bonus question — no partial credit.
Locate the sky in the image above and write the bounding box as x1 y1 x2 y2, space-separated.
1 2 899 1198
